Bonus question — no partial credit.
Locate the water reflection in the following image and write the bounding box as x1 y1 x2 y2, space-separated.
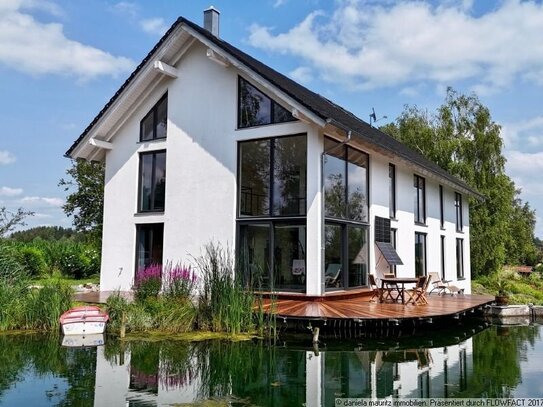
0 324 542 406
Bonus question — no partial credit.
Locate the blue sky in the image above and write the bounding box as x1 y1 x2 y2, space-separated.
1 0 542 237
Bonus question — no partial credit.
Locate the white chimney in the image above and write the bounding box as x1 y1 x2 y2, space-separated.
203 6 220 37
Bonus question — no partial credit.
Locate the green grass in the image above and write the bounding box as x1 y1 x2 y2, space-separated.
31 272 99 287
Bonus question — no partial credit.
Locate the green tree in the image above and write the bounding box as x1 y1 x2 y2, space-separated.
382 88 537 276
59 159 104 248
9 226 79 242
0 207 34 238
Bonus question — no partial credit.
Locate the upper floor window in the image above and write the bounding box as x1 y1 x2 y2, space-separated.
238 135 307 217
439 185 444 228
455 192 463 231
389 164 396 218
414 174 426 224
324 138 369 222
139 150 166 212
140 93 168 142
238 77 296 128
456 238 464 279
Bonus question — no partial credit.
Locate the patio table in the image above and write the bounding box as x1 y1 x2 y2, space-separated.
379 277 419 304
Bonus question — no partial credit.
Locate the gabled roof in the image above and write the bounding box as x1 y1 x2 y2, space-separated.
66 16 482 199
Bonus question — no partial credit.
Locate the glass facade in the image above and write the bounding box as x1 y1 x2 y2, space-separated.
323 137 369 289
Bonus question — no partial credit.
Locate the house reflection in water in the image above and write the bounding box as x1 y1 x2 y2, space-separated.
93 340 472 406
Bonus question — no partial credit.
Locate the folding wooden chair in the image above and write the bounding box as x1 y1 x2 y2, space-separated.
368 274 382 302
406 275 429 305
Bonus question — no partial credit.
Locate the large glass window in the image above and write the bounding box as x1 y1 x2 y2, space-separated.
414 175 426 224
140 93 167 142
324 137 369 289
237 135 307 292
456 238 464 279
389 164 396 218
455 192 463 232
415 232 427 277
135 223 164 271
238 77 296 128
139 150 166 212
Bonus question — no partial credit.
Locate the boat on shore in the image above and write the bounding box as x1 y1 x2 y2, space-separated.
60 305 109 335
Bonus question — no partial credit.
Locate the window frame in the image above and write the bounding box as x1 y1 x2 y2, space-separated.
135 223 164 272
389 164 396 219
138 150 167 213
439 185 444 228
237 77 296 129
139 93 168 142
415 232 427 277
455 192 463 232
456 238 464 279
440 235 446 281
236 134 308 293
323 137 370 290
414 174 426 224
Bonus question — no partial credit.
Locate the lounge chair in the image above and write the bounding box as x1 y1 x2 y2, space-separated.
325 264 342 287
428 272 464 296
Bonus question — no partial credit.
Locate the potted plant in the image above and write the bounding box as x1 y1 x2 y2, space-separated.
494 278 511 306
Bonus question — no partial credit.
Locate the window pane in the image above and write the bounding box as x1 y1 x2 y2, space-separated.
273 102 294 123
239 140 271 216
348 226 368 287
153 152 166 211
155 97 167 139
324 224 343 289
141 111 154 141
239 79 271 127
347 148 368 221
324 148 346 218
456 238 464 278
414 175 425 223
389 164 396 218
273 224 306 290
136 223 164 272
239 224 271 290
273 136 307 216
415 233 426 277
139 153 154 211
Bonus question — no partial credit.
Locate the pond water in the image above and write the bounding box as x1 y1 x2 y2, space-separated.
0 321 542 406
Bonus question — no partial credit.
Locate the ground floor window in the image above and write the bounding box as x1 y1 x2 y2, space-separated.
324 223 368 290
135 223 164 272
456 238 464 279
415 232 427 277
238 222 306 291
441 235 446 280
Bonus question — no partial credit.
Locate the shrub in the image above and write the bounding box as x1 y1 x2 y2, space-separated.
0 243 28 284
24 281 73 330
17 246 47 277
134 264 162 302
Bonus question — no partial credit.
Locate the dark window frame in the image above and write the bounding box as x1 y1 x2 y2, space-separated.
389 164 396 218
138 150 166 213
456 238 464 279
414 174 426 224
455 192 463 232
415 232 427 277
440 235 446 281
139 93 168 142
323 137 370 290
439 185 444 228
237 77 297 129
236 134 308 293
135 223 164 272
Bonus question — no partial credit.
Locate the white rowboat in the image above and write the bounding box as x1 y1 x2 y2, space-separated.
60 306 109 335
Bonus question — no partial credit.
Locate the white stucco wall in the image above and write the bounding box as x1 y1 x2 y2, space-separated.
99 38 472 293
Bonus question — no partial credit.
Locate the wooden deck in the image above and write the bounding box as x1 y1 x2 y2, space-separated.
260 293 494 321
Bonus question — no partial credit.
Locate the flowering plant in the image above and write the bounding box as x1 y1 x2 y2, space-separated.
163 262 197 300
134 264 162 302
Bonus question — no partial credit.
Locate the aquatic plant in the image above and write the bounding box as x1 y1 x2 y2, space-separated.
133 264 162 302
163 262 197 300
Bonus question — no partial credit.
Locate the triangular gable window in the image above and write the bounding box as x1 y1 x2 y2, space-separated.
238 77 296 128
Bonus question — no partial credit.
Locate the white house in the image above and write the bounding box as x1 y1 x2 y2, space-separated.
66 8 481 295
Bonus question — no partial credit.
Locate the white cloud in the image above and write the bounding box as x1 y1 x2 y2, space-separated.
0 150 16 165
0 186 23 197
506 151 543 176
140 17 168 36
273 0 287 8
111 1 139 19
289 66 313 83
248 0 543 90
0 1 134 79
502 116 543 149
22 196 64 207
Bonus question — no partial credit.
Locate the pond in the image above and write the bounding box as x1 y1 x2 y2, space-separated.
0 321 542 406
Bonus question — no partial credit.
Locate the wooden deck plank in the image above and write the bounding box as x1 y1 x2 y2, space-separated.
259 293 494 321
